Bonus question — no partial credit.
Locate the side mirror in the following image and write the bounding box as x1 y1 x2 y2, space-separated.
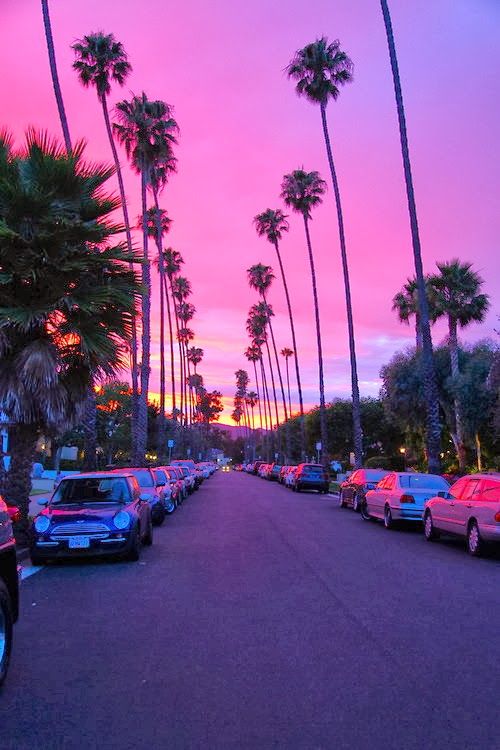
37 497 49 507
155 480 165 488
139 492 151 502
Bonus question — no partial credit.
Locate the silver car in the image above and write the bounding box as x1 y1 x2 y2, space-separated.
423 473 500 556
362 472 449 528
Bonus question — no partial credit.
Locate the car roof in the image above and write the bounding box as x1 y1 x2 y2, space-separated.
61 472 134 480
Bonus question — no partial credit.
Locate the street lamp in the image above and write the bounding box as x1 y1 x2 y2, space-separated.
399 446 406 471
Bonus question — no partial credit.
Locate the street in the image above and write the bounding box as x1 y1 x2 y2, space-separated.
2 471 499 749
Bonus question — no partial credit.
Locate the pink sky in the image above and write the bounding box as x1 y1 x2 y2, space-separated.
2 0 499 423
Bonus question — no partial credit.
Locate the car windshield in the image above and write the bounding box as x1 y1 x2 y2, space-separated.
130 470 154 488
51 478 131 504
364 470 387 481
399 475 448 490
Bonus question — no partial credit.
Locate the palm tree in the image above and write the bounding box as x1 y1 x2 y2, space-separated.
244 345 264 430
286 37 362 468
429 259 490 471
281 168 328 463
113 93 178 464
392 276 438 349
173 276 193 426
281 347 294 416
72 32 140 436
379 0 441 473
254 209 305 457
0 130 140 539
247 264 289 426
163 247 184 418
41 0 71 152
250 302 281 449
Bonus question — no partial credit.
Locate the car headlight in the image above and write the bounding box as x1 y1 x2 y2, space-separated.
113 511 131 530
34 515 50 533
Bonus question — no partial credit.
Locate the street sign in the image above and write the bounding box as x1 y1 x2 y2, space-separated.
275 452 279 459
167 439 174 448
315 441 322 451
349 451 355 466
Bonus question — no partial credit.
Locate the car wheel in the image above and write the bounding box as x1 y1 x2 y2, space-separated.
153 507 165 527
0 580 13 688
467 521 484 557
339 491 346 508
360 502 372 521
352 493 360 513
165 497 176 514
30 551 45 566
126 527 141 562
384 505 395 530
424 511 439 541
143 516 153 546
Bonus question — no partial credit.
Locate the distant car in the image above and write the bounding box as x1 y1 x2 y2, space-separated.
268 464 282 482
221 465 231 473
30 473 153 565
423 473 500 556
0 496 19 686
151 468 176 514
292 464 329 494
339 468 389 512
362 472 449 528
285 467 298 488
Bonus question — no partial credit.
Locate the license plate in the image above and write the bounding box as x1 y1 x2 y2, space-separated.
68 536 90 549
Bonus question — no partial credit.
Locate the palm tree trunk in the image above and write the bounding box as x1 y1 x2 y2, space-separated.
252 360 264 430
448 316 466 471
82 391 97 471
41 0 72 153
380 0 441 473
303 215 327 463
100 94 139 447
265 337 281 458
285 356 292 416
273 239 306 458
3 423 38 545
151 188 168 459
136 169 150 466
415 312 422 350
163 273 176 416
260 357 272 460
320 102 362 468
475 432 482 472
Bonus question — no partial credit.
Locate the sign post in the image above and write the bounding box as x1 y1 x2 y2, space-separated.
167 439 174 462
315 441 322 464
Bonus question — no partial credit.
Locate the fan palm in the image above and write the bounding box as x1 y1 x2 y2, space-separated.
429 259 490 470
286 37 362 468
41 0 71 151
0 130 140 536
379 0 441 472
281 168 328 462
113 93 178 463
281 347 294 417
244 345 264 431
72 31 140 437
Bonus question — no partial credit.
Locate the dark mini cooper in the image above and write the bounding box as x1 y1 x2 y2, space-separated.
30 473 153 565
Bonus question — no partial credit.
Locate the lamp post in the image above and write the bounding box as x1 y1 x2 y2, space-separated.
399 446 406 471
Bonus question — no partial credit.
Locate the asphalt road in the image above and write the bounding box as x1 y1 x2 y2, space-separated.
2 471 499 749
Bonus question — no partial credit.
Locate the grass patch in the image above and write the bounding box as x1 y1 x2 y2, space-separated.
329 481 340 494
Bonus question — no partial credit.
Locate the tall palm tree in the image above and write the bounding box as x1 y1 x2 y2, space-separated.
163 247 184 418
429 259 490 471
250 301 281 450
173 276 193 426
392 276 438 349
244 345 264 430
72 32 140 435
41 0 71 152
281 168 328 463
281 347 294 417
286 37 362 468
379 0 441 473
0 130 140 538
254 209 305 457
113 93 178 464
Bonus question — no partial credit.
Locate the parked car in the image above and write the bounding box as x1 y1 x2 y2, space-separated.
361 472 449 528
285 467 298 489
164 466 189 500
251 460 265 475
339 468 389 512
115 468 166 526
151 468 176 514
30 473 153 564
423 473 500 556
268 464 282 482
171 460 199 490
0 496 19 686
292 464 329 494
159 466 182 508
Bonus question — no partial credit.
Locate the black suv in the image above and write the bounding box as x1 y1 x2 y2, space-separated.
0 497 19 686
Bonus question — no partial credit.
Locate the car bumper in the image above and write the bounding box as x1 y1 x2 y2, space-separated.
296 482 329 492
393 506 424 522
31 532 134 560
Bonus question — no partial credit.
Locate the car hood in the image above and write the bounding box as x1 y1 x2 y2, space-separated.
41 504 122 522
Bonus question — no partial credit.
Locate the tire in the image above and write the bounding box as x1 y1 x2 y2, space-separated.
165 497 176 514
292 485 296 492
143 516 153 547
467 521 484 557
126 528 141 562
30 552 45 566
152 506 165 527
360 502 372 521
384 505 395 530
424 511 439 541
339 491 346 508
352 493 360 513
0 580 13 688
296 485 301 493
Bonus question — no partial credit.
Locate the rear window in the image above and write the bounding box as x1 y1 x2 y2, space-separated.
301 466 324 474
363 470 387 482
481 479 500 501
399 474 448 490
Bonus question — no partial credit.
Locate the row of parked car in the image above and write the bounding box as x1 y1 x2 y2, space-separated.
245 461 330 494
339 468 500 557
29 460 218 565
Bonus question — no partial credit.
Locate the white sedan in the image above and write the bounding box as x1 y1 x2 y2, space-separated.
361 472 449 529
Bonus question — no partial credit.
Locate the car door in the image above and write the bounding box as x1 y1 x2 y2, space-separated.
438 477 468 532
369 475 391 518
344 471 359 504
452 478 481 536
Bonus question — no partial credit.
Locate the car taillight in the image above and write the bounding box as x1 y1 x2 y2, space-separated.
495 511 500 522
400 494 415 503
